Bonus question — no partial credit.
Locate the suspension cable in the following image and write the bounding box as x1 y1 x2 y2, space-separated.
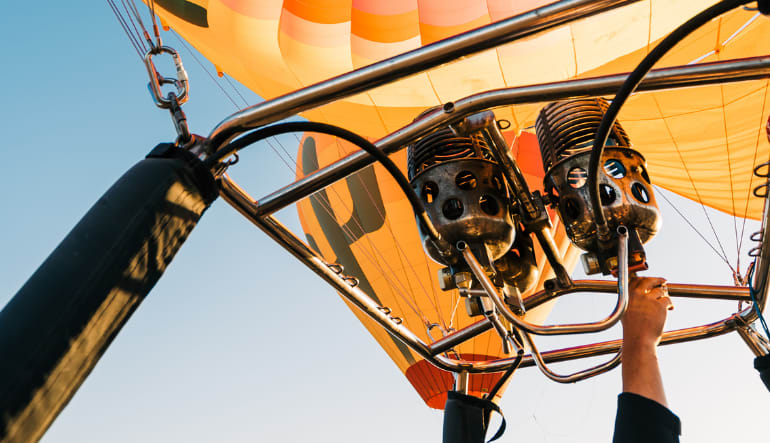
106 0 146 58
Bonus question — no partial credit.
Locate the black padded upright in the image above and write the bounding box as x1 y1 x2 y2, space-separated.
0 144 218 443
443 391 505 443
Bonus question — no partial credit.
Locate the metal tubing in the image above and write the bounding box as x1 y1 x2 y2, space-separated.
253 56 770 217
736 325 769 357
221 97 770 371
455 372 469 394
521 330 622 383
207 0 640 150
484 116 539 219
522 280 752 310
221 174 765 374
518 308 752 368
459 228 628 335
219 177 520 373
453 111 574 287
428 320 494 356
479 297 512 355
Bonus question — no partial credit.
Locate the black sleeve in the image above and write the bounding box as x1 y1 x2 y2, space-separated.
612 392 681 443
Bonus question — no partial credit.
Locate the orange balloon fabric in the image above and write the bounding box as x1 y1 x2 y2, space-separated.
151 0 770 220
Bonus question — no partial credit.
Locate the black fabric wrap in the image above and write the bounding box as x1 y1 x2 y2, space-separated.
754 354 770 391
613 393 681 443
147 142 219 204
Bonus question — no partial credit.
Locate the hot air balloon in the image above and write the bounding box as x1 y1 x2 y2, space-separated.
3 0 770 441
146 0 770 410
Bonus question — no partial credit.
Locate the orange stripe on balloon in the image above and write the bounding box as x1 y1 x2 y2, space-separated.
219 0 283 19
418 15 490 45
513 131 546 182
283 0 352 24
280 9 350 48
353 0 417 15
352 0 417 15
351 8 419 43
405 354 504 409
417 0 487 26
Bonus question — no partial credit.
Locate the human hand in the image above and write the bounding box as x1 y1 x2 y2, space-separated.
622 277 673 350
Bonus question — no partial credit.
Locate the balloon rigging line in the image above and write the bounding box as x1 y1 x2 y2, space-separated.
447 294 462 332
122 0 153 53
288 132 431 319
654 185 736 271
171 31 243 111
234 119 446 334
106 0 145 58
721 12 760 48
720 84 742 270
263 132 431 327
209 123 454 314
260 130 449 353
651 94 734 271
266 132 426 321
284 160 428 327
687 12 760 65
644 2 652 57
124 0 151 48
148 0 162 48
737 80 770 256
328 135 448 330
367 94 395 141
222 75 250 109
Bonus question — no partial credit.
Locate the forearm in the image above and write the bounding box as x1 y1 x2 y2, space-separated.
614 277 680 442
621 341 667 407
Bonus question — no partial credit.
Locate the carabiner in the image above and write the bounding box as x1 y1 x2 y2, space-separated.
144 46 189 109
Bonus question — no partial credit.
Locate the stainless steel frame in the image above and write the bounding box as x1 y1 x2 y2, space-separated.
253 55 770 217
460 228 629 336
212 0 770 380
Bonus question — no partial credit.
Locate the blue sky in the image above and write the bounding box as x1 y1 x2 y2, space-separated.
2 2 769 442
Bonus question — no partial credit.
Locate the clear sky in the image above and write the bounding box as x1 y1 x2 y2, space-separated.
2 2 769 443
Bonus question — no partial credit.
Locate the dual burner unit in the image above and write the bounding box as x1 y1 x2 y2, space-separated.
408 98 661 316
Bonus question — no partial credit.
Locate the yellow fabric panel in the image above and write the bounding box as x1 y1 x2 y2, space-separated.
569 7 770 219
364 73 440 110
427 49 507 102
569 1 652 75
496 26 577 87
620 81 770 219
